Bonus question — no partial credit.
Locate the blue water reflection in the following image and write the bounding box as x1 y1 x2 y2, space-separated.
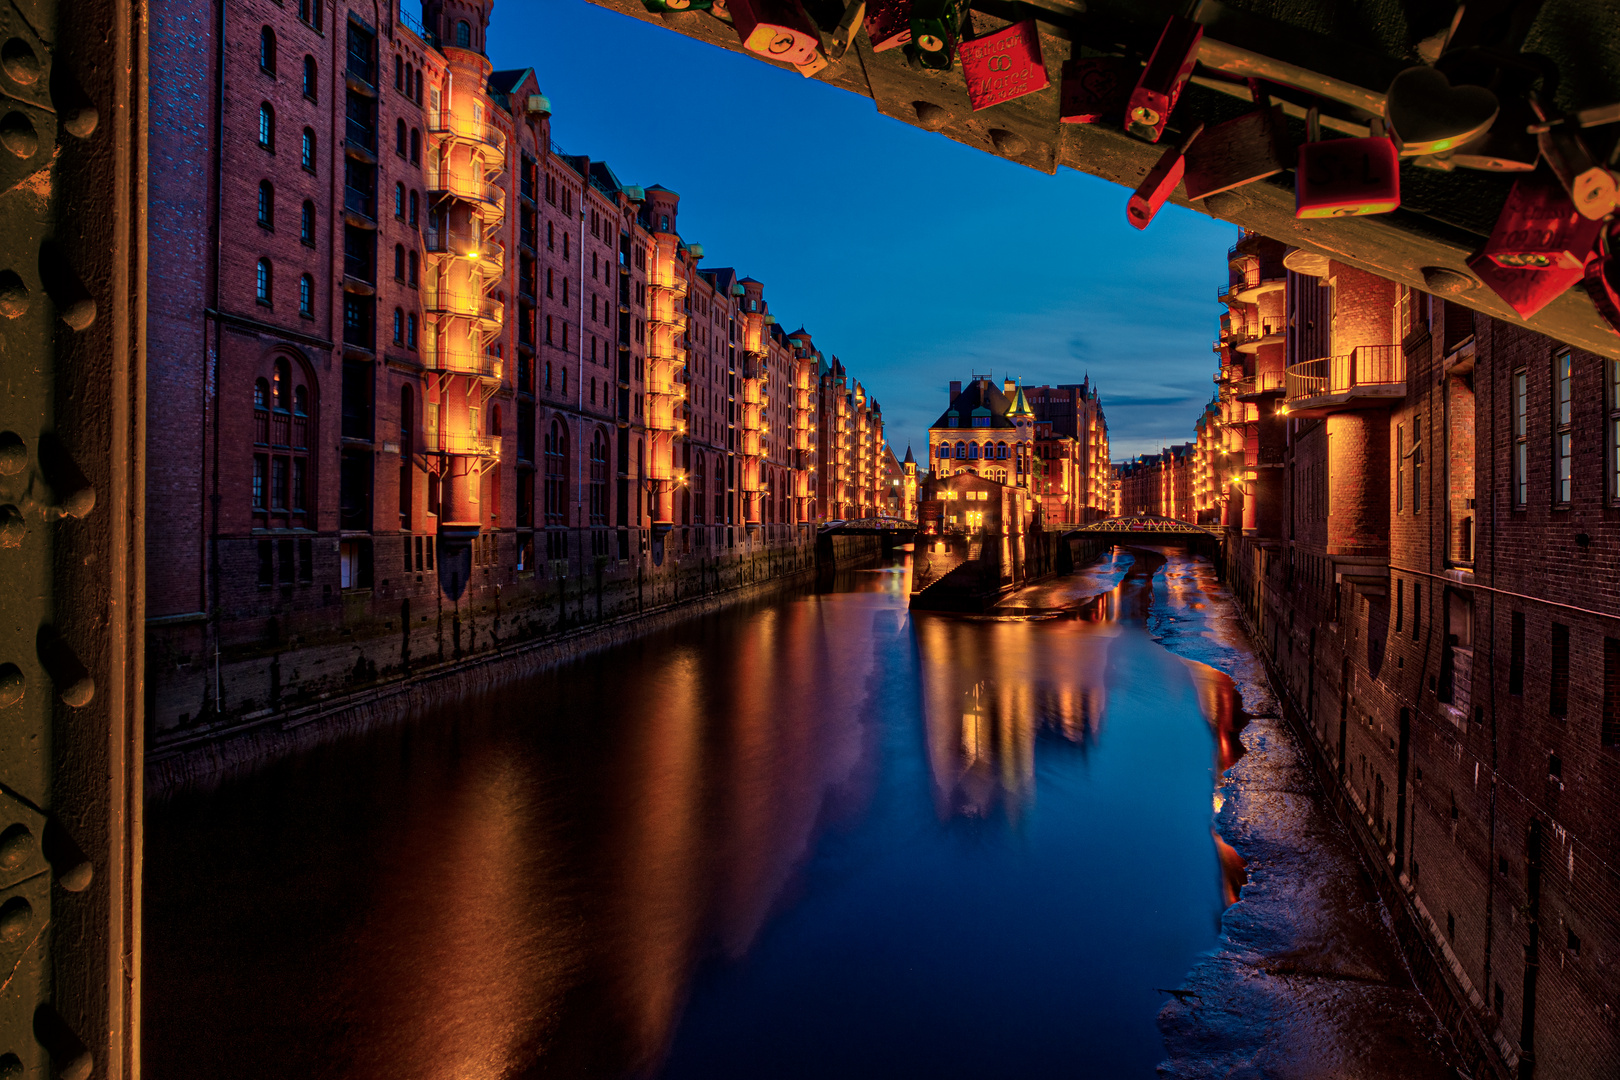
144 547 1245 1080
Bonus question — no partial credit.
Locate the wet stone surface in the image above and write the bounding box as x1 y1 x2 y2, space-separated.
1146 557 1459 1079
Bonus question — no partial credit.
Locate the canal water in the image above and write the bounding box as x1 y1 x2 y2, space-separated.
145 547 1251 1079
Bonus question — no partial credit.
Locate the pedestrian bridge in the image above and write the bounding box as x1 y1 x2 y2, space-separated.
818 517 917 536
1059 516 1218 545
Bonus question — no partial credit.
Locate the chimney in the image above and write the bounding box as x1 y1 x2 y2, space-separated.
949 381 961 400
1004 379 1016 396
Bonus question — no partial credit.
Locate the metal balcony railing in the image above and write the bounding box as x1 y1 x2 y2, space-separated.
424 228 504 276
422 281 502 329
1286 345 1405 403
426 108 507 164
428 171 506 216
423 430 500 457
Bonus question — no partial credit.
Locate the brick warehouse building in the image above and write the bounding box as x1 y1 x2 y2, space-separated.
145 0 890 731
1199 231 1620 1079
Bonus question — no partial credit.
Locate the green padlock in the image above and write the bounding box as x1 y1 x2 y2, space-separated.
908 0 963 71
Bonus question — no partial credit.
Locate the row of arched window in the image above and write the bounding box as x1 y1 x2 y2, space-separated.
393 56 424 104
939 441 1016 460
256 103 317 175
257 181 318 246
252 356 314 521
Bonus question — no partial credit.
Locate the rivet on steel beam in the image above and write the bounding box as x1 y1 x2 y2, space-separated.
0 896 32 942
0 431 24 473
37 244 95 332
35 627 93 709
32 1004 92 1080
1421 266 1476 295
0 112 37 159
48 66 97 138
0 272 26 319
0 505 24 548
0 38 40 84
912 101 949 131
35 434 95 519
42 820 92 893
0 822 34 868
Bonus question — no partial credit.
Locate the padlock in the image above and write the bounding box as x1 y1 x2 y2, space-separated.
1128 123 1203 230
1466 252 1584 319
1532 99 1618 220
863 0 911 52
1442 49 1551 172
641 0 712 9
908 0 964 71
826 0 867 61
1294 110 1401 218
1480 173 1603 270
729 0 823 68
1588 228 1620 335
1183 99 1287 200
1383 66 1499 157
1125 15 1203 143
959 19 1048 112
1060 57 1133 124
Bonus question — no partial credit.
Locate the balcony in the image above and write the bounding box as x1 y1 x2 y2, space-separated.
425 227 504 278
423 430 500 458
1285 345 1406 416
428 171 506 216
423 339 503 382
1232 275 1286 304
426 107 507 170
1235 369 1286 400
422 281 503 332
1233 319 1286 354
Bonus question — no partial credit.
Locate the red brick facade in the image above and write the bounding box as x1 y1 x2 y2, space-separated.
1202 236 1620 1079
146 0 887 731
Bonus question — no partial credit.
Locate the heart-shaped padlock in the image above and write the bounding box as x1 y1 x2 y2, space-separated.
1385 66 1500 156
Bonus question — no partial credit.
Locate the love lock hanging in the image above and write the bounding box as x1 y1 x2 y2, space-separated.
1183 82 1288 201
641 0 713 10
1531 96 1619 220
1589 226 1620 335
1438 49 1554 172
1384 66 1499 157
1125 15 1202 143
1060 56 1133 125
1295 109 1401 218
1480 172 1604 270
729 0 825 70
864 0 912 51
907 0 964 71
1128 123 1203 229
959 20 1048 112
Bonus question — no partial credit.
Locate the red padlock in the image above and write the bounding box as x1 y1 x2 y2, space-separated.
1480 173 1603 270
1183 101 1287 200
729 0 822 67
1125 15 1202 143
1061 56 1133 124
959 20 1048 112
1294 111 1400 218
1127 123 1203 229
863 0 911 51
1585 228 1620 335
1466 252 1584 319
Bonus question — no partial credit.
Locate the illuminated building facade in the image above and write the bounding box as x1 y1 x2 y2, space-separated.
143 0 892 729
1196 237 1620 1080
1112 445 1195 521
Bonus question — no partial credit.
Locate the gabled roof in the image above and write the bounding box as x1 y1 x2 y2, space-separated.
488 69 534 96
929 377 1017 430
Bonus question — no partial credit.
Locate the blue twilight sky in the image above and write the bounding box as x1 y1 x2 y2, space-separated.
485 0 1241 462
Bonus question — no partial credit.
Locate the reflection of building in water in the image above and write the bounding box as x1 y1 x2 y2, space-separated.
918 613 1114 821
1180 658 1246 774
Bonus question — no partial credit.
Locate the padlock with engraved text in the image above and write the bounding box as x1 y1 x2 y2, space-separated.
959 19 1048 112
1183 83 1287 200
1061 56 1133 125
1294 110 1401 218
1125 15 1203 143
1480 172 1604 270
908 0 964 71
729 0 823 68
